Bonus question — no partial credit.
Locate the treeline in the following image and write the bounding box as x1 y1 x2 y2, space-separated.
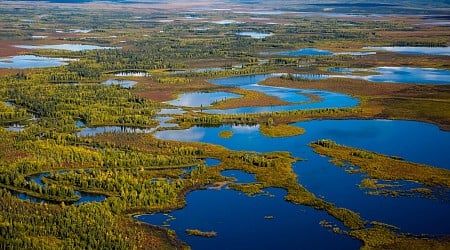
174 106 360 127
231 153 275 168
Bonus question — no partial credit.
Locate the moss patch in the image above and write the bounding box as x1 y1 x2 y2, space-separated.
260 124 305 138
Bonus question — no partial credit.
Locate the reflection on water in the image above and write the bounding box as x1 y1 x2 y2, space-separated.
5 124 26 132
261 48 376 56
236 32 273 39
157 108 186 115
114 71 150 77
153 119 450 235
17 172 107 205
77 126 155 136
205 73 358 114
102 79 137 88
137 188 360 250
165 92 242 107
0 55 72 69
364 46 450 56
330 67 450 84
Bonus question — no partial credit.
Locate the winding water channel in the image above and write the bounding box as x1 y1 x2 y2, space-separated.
136 72 450 249
15 70 450 249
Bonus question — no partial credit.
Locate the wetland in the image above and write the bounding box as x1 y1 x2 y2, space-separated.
0 0 449 249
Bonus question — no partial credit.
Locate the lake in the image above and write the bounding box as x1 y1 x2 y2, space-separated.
331 67 450 84
204 73 359 114
137 187 361 250
0 55 72 69
294 67 450 85
260 48 376 56
152 119 450 238
364 46 450 56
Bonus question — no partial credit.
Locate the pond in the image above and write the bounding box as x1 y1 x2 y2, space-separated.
205 158 221 167
261 48 333 56
15 44 119 51
0 55 72 69
5 124 26 132
101 79 137 88
260 48 376 56
152 119 450 236
221 170 256 183
114 71 150 77
296 67 450 85
165 92 242 108
331 67 450 84
17 172 107 205
236 32 273 39
157 108 186 115
205 74 358 114
364 46 450 56
136 188 361 250
154 116 179 129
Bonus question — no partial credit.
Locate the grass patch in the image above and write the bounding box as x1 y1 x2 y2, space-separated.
260 124 305 138
218 130 233 139
185 229 217 238
350 226 450 250
310 140 450 188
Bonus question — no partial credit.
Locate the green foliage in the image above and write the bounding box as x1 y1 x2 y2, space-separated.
218 130 233 139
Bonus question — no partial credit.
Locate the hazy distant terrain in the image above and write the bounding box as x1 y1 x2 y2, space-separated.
3 0 449 14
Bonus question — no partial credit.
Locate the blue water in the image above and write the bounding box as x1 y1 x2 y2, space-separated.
15 44 118 51
137 188 361 250
221 170 256 183
166 92 242 108
261 48 376 56
312 67 450 85
18 172 107 205
205 158 221 167
75 121 85 127
153 119 450 235
261 48 333 56
0 55 70 69
364 46 450 56
206 74 358 114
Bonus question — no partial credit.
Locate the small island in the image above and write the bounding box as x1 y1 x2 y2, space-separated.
260 124 305 137
218 130 233 138
186 229 217 238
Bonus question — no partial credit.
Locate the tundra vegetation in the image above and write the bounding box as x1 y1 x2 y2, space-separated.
0 0 449 249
